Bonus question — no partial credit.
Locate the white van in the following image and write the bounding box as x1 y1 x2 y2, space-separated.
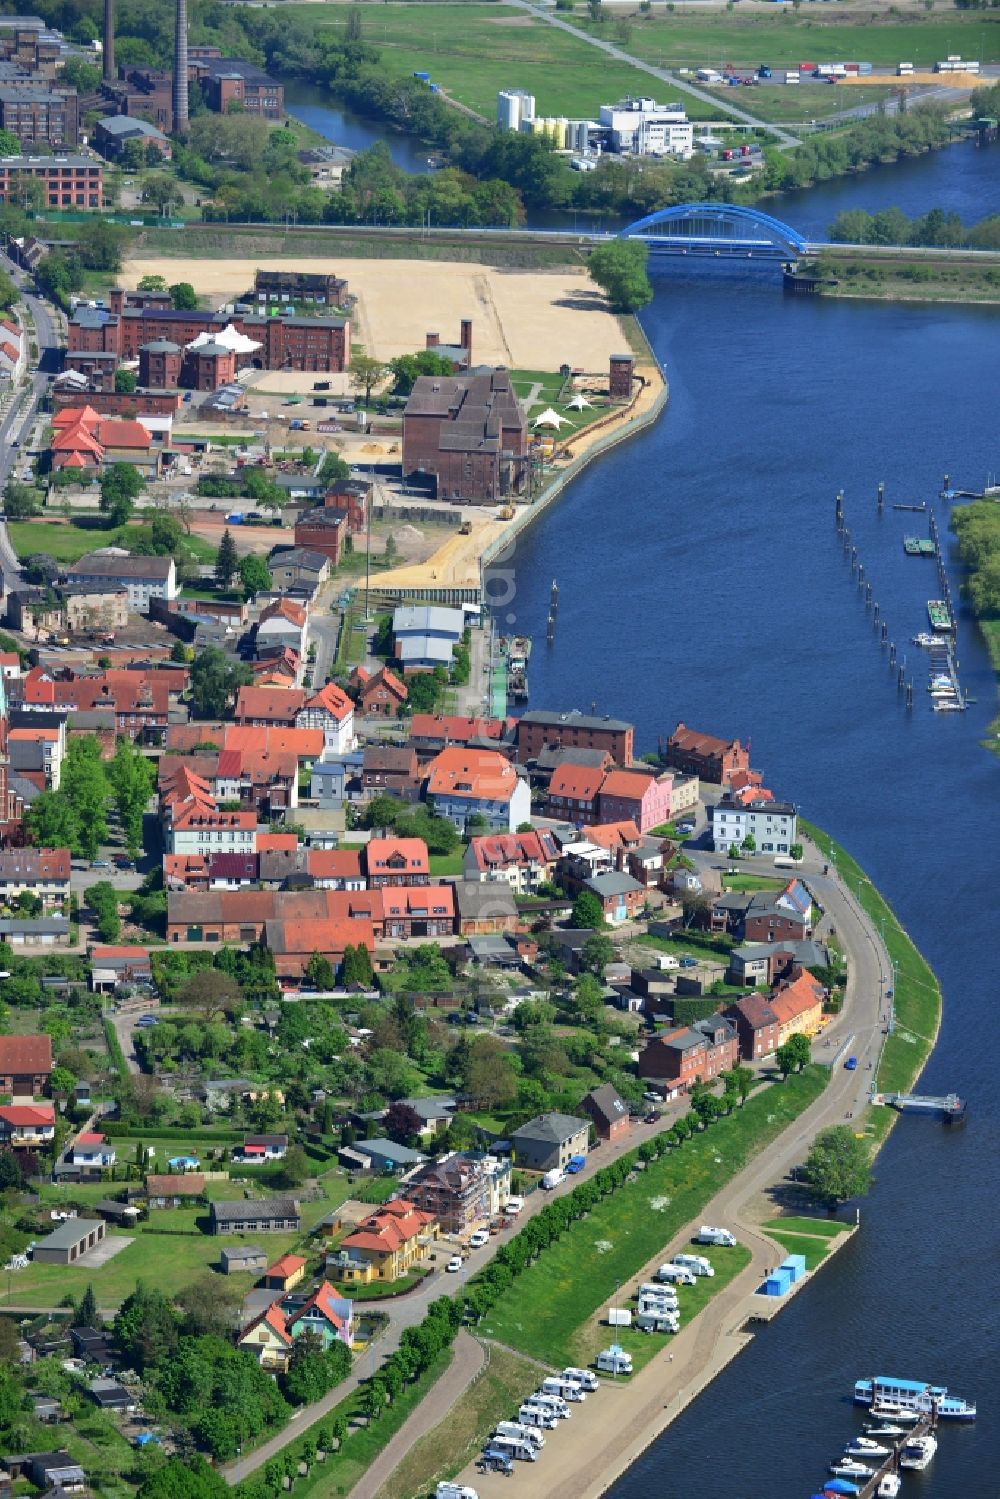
562 1366 598 1392
506 1196 524 1217
607 1307 632 1327
489 1435 537 1462
541 1169 564 1190
637 1309 679 1333
437 1486 479 1499
639 1282 678 1304
657 1263 695 1286
597 1347 633 1375
673 1253 714 1277
518 1404 557 1430
695 1225 736 1248
542 1375 586 1402
526 1393 569 1418
495 1421 544 1449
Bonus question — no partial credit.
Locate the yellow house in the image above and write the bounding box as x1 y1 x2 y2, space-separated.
769 969 826 1045
328 1198 438 1286
239 1301 293 1372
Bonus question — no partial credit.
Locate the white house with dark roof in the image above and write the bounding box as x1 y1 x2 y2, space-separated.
511 1112 589 1173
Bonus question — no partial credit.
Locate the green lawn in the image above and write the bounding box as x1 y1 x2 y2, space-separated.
801 821 941 1108
566 10 1000 70
509 369 609 439
5 1230 267 1308
765 1229 839 1271
722 874 786 893
7 518 215 567
282 2 677 120
376 1343 540 1499
429 852 467 878
745 82 898 125
478 1066 826 1366
762 1214 845 1238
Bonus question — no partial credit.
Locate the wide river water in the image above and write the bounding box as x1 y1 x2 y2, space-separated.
290 83 999 1491
506 142 1000 1499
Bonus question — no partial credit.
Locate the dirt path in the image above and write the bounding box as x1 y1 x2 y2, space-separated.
356 1330 484 1499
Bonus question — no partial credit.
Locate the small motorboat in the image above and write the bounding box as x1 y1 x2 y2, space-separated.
866 1422 906 1436
871 1405 919 1423
846 1437 891 1457
899 1433 938 1470
878 1477 902 1498
830 1460 874 1479
912 632 947 648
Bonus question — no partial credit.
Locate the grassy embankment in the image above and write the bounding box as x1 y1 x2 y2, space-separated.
801 252 1000 305
801 820 942 1139
133 223 588 267
763 1215 852 1270
478 1066 826 1370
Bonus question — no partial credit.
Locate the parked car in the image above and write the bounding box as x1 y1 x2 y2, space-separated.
676 821 695 834
445 1256 463 1273
135 1015 159 1029
845 1055 858 1071
468 1230 490 1249
643 1090 660 1103
644 1111 662 1125
91 859 111 869
679 957 698 968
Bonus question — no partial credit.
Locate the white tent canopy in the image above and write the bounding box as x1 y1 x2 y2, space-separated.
187 323 262 355
532 407 569 429
566 393 592 410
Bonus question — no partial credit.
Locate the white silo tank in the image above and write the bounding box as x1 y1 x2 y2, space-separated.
497 90 521 131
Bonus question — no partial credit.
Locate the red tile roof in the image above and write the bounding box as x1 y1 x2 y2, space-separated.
381 885 455 920
235 687 306 725
598 769 656 801
581 820 642 851
468 830 558 872
365 837 430 877
0 1103 55 1126
426 747 519 803
548 763 606 800
266 1253 307 1280
0 1034 52 1074
302 682 353 723
410 713 502 744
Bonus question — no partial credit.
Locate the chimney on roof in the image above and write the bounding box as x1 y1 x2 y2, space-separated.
173 0 189 134
103 0 115 80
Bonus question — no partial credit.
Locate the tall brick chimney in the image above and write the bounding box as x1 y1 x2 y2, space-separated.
460 319 472 357
173 0 189 133
103 0 115 80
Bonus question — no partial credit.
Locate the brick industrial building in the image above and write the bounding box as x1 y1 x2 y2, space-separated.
0 154 101 208
188 49 284 119
402 368 528 504
252 269 348 307
0 88 79 148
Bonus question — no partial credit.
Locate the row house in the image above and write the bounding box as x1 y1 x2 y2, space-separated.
382 885 456 940
165 807 257 857
546 762 604 822
166 886 380 945
207 853 259 890
235 686 306 729
726 994 781 1061
0 847 70 906
361 744 421 800
596 767 673 833
263 916 376 982
425 746 530 834
214 748 298 816
556 840 614 894
640 1016 739 1090
462 828 560 895
365 837 430 888
408 713 506 757
665 722 750 785
768 966 826 1043
256 596 308 660
257 846 365 890
295 682 354 756
18 668 173 744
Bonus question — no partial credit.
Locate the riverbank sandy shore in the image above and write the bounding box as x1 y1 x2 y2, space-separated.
119 256 625 371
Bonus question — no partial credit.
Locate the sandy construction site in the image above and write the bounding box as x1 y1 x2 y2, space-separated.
120 256 625 373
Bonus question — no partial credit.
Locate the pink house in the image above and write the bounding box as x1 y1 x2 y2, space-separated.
596 769 673 833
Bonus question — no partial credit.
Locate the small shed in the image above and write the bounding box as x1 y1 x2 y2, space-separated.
221 1245 268 1275
781 1253 807 1284
761 1266 793 1298
88 1377 134 1412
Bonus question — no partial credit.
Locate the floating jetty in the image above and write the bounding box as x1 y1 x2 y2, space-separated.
903 537 936 557
872 1091 967 1121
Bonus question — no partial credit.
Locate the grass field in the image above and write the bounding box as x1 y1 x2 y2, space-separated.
377 1343 540 1499
765 1228 836 1269
281 2 712 120
801 821 941 1111
722 873 786 893
568 11 1000 70
743 82 898 125
428 853 467 878
6 518 215 567
478 1066 826 1367
4 1229 266 1307
763 1214 845 1238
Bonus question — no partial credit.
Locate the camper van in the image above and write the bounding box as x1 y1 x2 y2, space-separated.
477 1448 514 1476
495 1422 544 1450
505 1196 524 1217
488 1435 537 1462
597 1347 633 1375
673 1253 715 1277
562 1367 599 1392
637 1309 680 1333
657 1263 696 1286
695 1226 737 1248
519 1404 558 1430
542 1376 587 1402
525 1393 569 1419
639 1282 678 1304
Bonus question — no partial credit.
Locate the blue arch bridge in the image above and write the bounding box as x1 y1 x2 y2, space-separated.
620 202 818 260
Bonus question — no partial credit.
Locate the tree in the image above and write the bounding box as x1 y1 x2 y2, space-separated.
349 350 387 405
100 462 143 527
3 483 40 520
741 833 757 855
50 1065 76 1099
115 369 138 394
176 1276 242 1338
384 1101 422 1143
802 1124 872 1207
76 1284 98 1328
113 1281 179 1371
138 274 168 292
142 172 184 218
587 239 652 313
785 1032 812 1072
148 512 183 555
178 968 241 1021
214 528 238 589
580 932 614 976
86 880 121 942
138 1456 228 1499
189 646 251 719
170 281 199 310
0 268 16 310
463 1035 517 1109
342 943 374 988
0 128 20 157
789 843 804 861
388 350 456 395
304 950 335 990
775 1041 796 1081
680 891 711 930
727 1064 754 1106
110 737 155 858
237 554 272 600
279 1144 310 1188
570 890 604 930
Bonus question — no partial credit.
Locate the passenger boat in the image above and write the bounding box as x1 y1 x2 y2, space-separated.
933 700 966 712
855 1375 976 1421
845 1437 890 1457
899 1433 938 1470
927 600 955 632
830 1460 874 1479
877 1476 902 1498
903 537 936 556
912 632 947 648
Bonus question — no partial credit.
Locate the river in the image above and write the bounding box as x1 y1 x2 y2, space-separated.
497 141 1000 1498
284 81 434 175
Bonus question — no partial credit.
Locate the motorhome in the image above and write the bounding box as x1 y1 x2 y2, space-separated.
673 1253 714 1277
542 1376 587 1401
562 1366 599 1392
525 1393 569 1419
657 1263 696 1286
495 1422 544 1449
597 1346 633 1375
437 1486 480 1499
489 1435 538 1462
519 1405 557 1430
637 1308 680 1333
695 1225 736 1247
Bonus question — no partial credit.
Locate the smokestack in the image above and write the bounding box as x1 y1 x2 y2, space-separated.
173 0 189 134
102 0 114 80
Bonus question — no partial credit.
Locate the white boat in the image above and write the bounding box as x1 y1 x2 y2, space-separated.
933 700 966 712
830 1460 874 1479
899 1433 938 1470
846 1437 891 1457
870 1405 920 1422
912 633 948 648
878 1477 902 1498
866 1423 906 1436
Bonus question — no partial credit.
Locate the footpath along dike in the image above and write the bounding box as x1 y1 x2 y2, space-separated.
431 831 944 1499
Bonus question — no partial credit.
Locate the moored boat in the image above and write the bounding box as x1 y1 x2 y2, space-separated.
855 1375 976 1421
877 1476 902 1498
899 1433 938 1470
830 1459 874 1479
927 600 955 632
845 1437 890 1457
866 1422 906 1436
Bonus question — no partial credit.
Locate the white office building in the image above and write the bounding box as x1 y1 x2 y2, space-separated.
598 96 693 157
497 89 536 131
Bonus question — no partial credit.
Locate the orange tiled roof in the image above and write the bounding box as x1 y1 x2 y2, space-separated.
426 746 519 803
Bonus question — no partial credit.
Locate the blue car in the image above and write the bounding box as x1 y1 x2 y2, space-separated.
845 1056 858 1071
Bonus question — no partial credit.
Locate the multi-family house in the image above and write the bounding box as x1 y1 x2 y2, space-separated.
295 682 354 755
665 722 750 785
235 686 306 728
165 807 257 857
515 708 634 767
546 762 605 823
425 747 530 833
462 829 560 895
406 1152 494 1235
640 1016 739 1089
361 744 421 800
364 837 430 888
408 713 506 757
768 966 826 1043
726 994 781 1060
0 847 70 906
381 885 455 940
596 767 674 833
511 1113 589 1172
710 798 798 856
64 552 176 610
329 1199 438 1285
